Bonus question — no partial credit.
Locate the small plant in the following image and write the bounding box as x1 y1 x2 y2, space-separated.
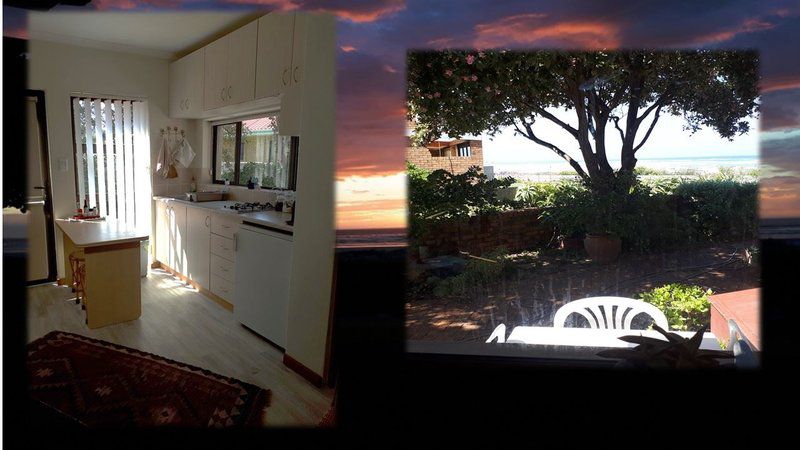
597 324 732 368
638 283 712 331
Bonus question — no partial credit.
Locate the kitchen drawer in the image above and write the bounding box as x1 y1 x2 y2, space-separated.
210 274 235 303
211 253 236 282
210 234 235 261
210 214 239 238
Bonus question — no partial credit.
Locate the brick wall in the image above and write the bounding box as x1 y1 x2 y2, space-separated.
406 139 484 174
416 208 553 257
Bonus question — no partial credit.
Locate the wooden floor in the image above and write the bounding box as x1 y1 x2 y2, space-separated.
26 268 333 427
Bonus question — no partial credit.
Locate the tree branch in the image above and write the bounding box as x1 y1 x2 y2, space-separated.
610 114 626 143
531 105 579 138
633 104 663 153
514 120 589 182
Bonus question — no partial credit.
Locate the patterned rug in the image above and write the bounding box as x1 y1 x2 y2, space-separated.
27 331 270 427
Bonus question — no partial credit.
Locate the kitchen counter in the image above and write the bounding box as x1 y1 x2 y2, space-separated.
56 218 149 247
56 218 147 329
153 196 293 233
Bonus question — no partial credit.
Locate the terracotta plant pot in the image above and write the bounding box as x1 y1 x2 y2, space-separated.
584 233 621 263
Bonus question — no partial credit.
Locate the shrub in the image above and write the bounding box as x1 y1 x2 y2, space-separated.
638 283 712 331
408 162 517 239
672 179 757 241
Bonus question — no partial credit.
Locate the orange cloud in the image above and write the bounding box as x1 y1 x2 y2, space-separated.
474 14 619 49
690 17 776 45
307 0 405 23
336 198 407 229
762 75 800 93
761 175 800 218
340 45 357 52
3 26 27 39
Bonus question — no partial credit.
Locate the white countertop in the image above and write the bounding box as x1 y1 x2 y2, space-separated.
153 196 293 233
56 219 149 247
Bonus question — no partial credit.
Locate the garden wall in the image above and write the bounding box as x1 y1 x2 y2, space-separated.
418 208 552 257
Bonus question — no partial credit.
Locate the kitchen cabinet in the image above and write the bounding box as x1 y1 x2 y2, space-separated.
255 13 295 100
169 48 204 118
168 202 187 274
203 21 257 110
276 14 307 136
186 206 210 289
155 200 169 265
209 212 239 304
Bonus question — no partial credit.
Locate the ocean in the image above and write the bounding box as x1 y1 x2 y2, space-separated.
490 155 758 178
336 228 407 248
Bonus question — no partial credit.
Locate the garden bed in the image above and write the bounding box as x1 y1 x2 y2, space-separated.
406 241 759 342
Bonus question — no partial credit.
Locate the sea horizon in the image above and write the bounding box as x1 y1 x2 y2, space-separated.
489 154 758 176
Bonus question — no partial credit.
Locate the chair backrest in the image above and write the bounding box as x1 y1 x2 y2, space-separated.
553 296 669 330
486 324 506 343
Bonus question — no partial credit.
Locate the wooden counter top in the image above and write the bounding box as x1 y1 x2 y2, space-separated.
56 219 149 248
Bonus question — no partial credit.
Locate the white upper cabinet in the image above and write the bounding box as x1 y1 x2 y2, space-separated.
227 21 258 105
169 48 204 118
255 13 295 100
290 13 307 88
204 34 231 111
203 20 258 111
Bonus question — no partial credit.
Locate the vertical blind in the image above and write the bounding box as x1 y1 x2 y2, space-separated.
71 97 151 229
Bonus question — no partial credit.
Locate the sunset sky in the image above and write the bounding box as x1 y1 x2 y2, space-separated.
5 0 800 226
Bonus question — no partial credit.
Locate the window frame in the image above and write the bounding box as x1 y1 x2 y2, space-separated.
211 116 297 190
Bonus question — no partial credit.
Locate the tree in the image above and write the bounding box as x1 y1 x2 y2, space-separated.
407 50 759 192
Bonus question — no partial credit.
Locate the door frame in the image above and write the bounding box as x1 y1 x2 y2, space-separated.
26 89 57 285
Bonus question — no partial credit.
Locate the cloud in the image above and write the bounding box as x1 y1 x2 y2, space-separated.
90 0 182 9
340 45 357 52
474 14 620 49
761 88 800 131
302 0 405 23
336 51 406 177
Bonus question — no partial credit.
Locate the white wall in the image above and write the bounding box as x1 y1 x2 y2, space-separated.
28 39 193 277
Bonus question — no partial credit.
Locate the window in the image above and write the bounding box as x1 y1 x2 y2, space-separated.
457 143 471 157
212 114 298 190
70 97 150 228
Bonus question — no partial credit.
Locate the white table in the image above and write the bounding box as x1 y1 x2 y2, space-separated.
501 326 723 350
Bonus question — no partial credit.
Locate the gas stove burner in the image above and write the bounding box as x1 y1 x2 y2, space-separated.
226 202 274 214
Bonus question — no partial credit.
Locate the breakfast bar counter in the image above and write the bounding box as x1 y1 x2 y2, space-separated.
57 219 149 329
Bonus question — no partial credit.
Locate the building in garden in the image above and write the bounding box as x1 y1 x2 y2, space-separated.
405 137 484 174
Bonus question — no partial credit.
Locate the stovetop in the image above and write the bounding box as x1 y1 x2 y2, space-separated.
224 202 275 214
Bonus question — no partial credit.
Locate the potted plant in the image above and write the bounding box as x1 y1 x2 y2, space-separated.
597 324 733 369
582 194 622 263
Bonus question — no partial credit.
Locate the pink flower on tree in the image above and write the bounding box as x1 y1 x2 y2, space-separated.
478 52 485 58
445 69 453 77
471 75 478 81
466 54 476 65
433 92 441 98
485 86 492 92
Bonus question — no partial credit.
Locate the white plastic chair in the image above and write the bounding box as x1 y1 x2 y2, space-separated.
553 296 669 330
486 324 507 343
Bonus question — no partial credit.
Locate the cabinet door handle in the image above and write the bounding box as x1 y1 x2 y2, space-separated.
282 68 289 86
185 98 190 110
220 87 226 101
227 86 232 100
205 216 210 227
293 66 300 83
180 99 185 110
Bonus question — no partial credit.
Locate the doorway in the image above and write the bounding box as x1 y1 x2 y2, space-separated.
25 90 57 284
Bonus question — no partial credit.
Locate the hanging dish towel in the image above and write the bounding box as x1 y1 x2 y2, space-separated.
155 135 171 179
175 136 196 168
